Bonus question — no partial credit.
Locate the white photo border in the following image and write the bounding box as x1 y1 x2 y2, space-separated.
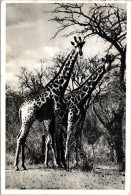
1 0 131 194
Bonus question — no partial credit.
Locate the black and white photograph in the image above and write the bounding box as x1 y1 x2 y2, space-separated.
1 0 131 194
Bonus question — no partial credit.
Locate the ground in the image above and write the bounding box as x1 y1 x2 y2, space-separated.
6 165 125 190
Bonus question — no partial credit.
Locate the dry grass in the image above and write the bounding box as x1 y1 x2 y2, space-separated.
5 165 125 190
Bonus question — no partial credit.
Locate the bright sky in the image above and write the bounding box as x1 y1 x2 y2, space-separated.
6 3 126 88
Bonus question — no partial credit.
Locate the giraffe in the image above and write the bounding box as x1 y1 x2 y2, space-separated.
42 54 115 167
14 36 85 171
64 54 115 161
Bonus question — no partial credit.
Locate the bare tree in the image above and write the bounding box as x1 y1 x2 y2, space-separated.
50 3 126 84
17 65 49 95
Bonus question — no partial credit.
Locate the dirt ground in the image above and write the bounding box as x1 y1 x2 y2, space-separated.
5 165 125 190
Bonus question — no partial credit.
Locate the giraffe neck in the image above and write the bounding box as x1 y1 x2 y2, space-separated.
67 65 106 105
48 49 78 96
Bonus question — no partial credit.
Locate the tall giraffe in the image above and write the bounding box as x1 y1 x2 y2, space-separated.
14 36 85 171
43 55 114 167
64 54 114 160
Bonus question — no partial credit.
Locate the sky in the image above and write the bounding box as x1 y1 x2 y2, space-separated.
6 3 126 89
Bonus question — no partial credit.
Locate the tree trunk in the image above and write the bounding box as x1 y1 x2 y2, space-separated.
110 106 125 171
120 54 126 92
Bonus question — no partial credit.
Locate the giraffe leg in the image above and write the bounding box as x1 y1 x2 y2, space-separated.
49 137 58 168
14 125 25 171
49 119 58 168
21 140 26 170
74 118 82 167
43 134 50 168
55 124 67 168
54 100 67 168
55 121 63 168
14 120 33 171
14 133 26 171
21 121 34 170
65 126 71 161
60 132 67 169
14 136 21 171
65 111 77 163
43 120 52 168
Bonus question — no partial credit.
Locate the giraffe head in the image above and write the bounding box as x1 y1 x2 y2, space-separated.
71 36 85 56
101 54 115 71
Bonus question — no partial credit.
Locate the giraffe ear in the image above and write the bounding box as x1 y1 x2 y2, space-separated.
74 36 78 43
79 36 82 41
71 41 75 46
